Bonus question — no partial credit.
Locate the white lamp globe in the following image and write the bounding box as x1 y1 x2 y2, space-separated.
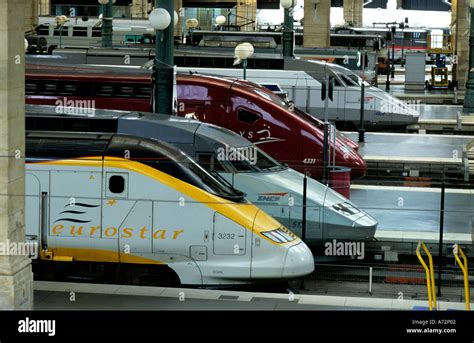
98 0 108 5
186 18 199 29
174 11 178 26
234 42 254 60
149 8 171 30
24 38 29 52
216 15 226 25
280 0 294 9
55 15 68 25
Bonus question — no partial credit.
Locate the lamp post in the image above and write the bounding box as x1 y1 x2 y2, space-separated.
216 15 226 30
234 43 254 80
185 18 199 45
463 0 474 113
98 0 114 47
54 15 68 49
149 1 176 115
280 0 294 58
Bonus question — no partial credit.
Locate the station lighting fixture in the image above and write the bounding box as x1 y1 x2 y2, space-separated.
280 0 293 9
149 8 171 31
216 15 226 26
280 0 294 58
149 1 175 115
234 42 254 80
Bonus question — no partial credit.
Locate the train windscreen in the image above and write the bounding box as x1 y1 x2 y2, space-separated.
107 135 245 202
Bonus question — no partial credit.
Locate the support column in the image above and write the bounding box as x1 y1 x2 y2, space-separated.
174 0 183 39
303 0 330 48
24 0 38 31
0 0 33 310
38 0 50 16
131 0 148 18
343 0 363 27
236 0 257 32
453 0 469 93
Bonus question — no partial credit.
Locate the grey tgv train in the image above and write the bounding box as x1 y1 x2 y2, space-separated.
26 105 377 247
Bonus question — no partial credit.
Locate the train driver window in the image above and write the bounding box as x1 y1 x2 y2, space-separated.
109 175 125 194
196 153 226 172
107 174 128 198
237 109 261 124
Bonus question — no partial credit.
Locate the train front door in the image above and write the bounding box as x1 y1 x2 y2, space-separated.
212 212 251 279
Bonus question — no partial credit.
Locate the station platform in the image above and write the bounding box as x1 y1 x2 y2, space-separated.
345 131 473 181
33 281 471 311
350 184 473 245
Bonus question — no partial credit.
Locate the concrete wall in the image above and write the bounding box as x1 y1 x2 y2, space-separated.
343 0 363 27
452 0 470 91
0 0 33 310
303 0 330 48
236 0 257 31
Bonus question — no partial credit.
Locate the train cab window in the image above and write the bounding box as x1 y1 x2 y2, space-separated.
26 82 37 95
196 153 226 172
72 27 88 37
39 82 57 95
237 109 261 124
92 28 102 37
95 83 114 97
108 175 125 194
57 82 77 96
135 85 152 98
116 85 134 97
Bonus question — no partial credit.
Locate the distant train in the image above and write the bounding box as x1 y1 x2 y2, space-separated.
181 60 420 130
26 131 315 286
26 105 378 246
26 49 419 129
25 63 367 179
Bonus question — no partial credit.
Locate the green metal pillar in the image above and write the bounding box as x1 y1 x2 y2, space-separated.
282 2 294 58
101 1 113 48
154 0 175 115
464 6 474 113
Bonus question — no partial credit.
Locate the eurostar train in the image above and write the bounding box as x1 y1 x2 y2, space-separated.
26 105 378 246
25 63 367 179
26 131 314 286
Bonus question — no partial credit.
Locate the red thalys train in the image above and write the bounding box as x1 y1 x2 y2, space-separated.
25 63 367 179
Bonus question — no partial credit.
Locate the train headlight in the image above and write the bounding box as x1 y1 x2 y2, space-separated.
261 227 296 243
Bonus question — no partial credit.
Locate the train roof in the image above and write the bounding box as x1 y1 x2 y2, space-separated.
26 63 152 81
25 105 255 152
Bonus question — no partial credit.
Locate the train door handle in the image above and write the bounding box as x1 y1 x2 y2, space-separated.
204 230 209 243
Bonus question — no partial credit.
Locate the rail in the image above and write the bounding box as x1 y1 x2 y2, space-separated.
416 242 437 310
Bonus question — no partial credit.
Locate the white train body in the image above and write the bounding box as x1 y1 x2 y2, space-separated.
25 132 314 285
181 62 420 129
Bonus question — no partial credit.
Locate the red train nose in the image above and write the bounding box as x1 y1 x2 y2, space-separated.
335 148 367 179
349 154 367 179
